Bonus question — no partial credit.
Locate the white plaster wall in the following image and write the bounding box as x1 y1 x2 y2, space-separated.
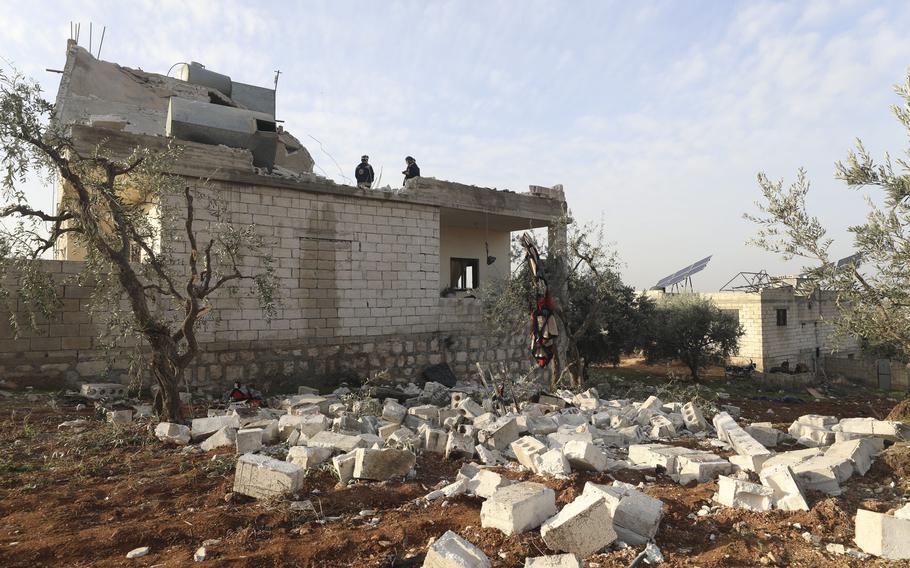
438 225 510 291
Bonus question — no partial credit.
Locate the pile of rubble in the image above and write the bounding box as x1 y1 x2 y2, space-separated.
145 381 910 564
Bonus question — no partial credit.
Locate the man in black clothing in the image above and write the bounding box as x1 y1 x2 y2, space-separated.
402 156 420 184
355 155 374 189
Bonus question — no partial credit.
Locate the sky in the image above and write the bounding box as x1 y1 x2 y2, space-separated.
2 0 910 291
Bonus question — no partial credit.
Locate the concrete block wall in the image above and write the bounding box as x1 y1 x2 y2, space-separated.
823 356 910 391
0 179 531 391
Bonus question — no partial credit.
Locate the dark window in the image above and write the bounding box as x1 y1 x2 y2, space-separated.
255 119 277 132
450 258 479 290
776 308 787 326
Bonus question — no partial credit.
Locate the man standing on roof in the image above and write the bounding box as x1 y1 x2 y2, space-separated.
402 156 420 185
355 155 375 189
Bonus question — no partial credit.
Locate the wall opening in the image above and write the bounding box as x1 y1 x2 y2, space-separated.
450 258 479 290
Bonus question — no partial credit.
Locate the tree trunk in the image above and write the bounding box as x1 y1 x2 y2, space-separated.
149 339 185 422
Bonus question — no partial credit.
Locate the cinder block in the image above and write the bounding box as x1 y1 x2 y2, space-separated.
191 415 240 442
855 509 910 560
478 417 520 451
533 449 571 477
511 436 547 471
307 430 368 453
715 475 773 512
233 454 304 499
675 453 734 484
563 440 607 472
791 455 854 494
332 450 357 484
201 426 237 452
236 428 263 454
649 415 677 438
422 530 491 568
824 438 881 476
445 431 475 459
759 463 808 511
480 482 557 536
155 422 191 445
353 447 416 480
467 469 511 498
839 418 906 440
287 446 332 469
540 492 617 556
583 481 663 544
681 402 708 432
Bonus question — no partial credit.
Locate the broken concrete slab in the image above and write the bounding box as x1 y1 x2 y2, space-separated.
649 415 677 438
713 411 772 471
423 428 448 454
307 430 368 453
791 455 853 494
200 426 237 452
759 463 809 511
155 422 191 445
422 530 491 568
191 415 240 442
467 469 511 499
480 482 557 536
715 475 774 512
744 422 786 447
760 447 824 472
475 445 506 466
533 449 571 477
233 454 304 499
583 481 663 544
352 447 416 480
286 446 332 469
825 438 882 476
855 508 910 560
332 451 357 484
540 492 617 557
838 417 907 441
382 400 407 424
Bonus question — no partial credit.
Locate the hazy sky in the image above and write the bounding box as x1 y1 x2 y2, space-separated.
3 0 909 290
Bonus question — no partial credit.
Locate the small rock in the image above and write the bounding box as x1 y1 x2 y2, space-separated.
194 546 206 561
126 546 150 559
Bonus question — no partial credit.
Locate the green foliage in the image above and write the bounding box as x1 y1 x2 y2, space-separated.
643 294 742 381
480 219 651 381
747 70 910 358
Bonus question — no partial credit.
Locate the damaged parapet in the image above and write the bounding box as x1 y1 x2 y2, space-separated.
53 42 314 173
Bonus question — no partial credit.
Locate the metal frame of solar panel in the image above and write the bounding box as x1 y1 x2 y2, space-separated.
654 255 712 290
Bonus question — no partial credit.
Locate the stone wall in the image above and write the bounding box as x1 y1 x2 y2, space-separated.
823 356 910 391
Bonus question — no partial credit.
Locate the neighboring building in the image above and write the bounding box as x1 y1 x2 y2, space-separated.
648 283 860 374
0 42 566 393
704 286 859 373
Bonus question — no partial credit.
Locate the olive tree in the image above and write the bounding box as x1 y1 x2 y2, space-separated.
0 69 278 421
747 70 910 358
481 220 651 389
643 294 742 382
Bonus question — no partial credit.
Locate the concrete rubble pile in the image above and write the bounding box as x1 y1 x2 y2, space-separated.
147 380 908 562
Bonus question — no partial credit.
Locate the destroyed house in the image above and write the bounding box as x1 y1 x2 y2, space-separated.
0 42 566 393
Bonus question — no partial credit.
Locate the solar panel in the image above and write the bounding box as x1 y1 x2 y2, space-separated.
654 255 712 289
835 253 861 268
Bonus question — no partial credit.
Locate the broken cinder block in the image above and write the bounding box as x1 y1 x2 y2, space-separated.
422 530 491 568
855 508 910 560
480 482 556 536
540 492 617 557
233 454 304 499
715 475 774 512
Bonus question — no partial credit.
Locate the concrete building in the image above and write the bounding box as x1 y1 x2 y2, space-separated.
647 283 860 375
704 286 859 373
0 42 566 393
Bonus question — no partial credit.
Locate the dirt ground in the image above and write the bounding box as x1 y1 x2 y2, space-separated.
1 380 909 567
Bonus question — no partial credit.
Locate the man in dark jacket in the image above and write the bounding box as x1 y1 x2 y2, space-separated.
355 155 374 189
402 156 420 184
